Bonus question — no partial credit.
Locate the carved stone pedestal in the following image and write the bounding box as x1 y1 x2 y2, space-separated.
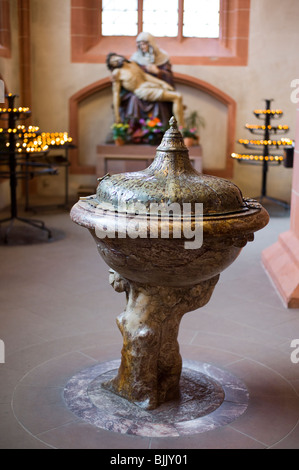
102 270 219 410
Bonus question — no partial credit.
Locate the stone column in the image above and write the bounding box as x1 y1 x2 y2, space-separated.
262 103 299 308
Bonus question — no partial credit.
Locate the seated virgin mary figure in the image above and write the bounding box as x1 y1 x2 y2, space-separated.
118 32 175 131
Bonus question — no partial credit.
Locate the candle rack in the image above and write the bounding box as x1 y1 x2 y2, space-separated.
23 132 75 212
0 94 72 242
231 99 293 208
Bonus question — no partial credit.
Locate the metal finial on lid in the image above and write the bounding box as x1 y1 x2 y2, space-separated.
156 116 187 153
169 116 177 128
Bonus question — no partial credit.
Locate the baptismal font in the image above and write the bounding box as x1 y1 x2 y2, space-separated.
70 118 269 412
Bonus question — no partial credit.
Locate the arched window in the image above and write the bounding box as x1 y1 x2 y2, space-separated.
71 0 250 66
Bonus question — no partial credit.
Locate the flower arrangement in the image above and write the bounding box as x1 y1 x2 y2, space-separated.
140 116 164 134
179 126 198 140
111 117 165 145
139 116 165 145
111 122 130 143
179 111 206 144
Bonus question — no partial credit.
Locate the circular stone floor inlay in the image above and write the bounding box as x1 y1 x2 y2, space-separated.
63 360 249 437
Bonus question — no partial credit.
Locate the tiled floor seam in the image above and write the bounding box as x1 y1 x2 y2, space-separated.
227 425 268 448
9 400 58 450
235 357 299 396
267 419 299 449
35 417 83 439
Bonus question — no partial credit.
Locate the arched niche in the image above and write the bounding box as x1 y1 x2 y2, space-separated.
69 74 236 178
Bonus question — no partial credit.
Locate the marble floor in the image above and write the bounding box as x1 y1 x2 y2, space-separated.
0 199 299 449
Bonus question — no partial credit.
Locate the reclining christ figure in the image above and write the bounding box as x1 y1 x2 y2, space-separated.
106 53 185 128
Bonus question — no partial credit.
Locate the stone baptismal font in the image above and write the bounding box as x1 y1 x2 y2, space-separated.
70 118 269 417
